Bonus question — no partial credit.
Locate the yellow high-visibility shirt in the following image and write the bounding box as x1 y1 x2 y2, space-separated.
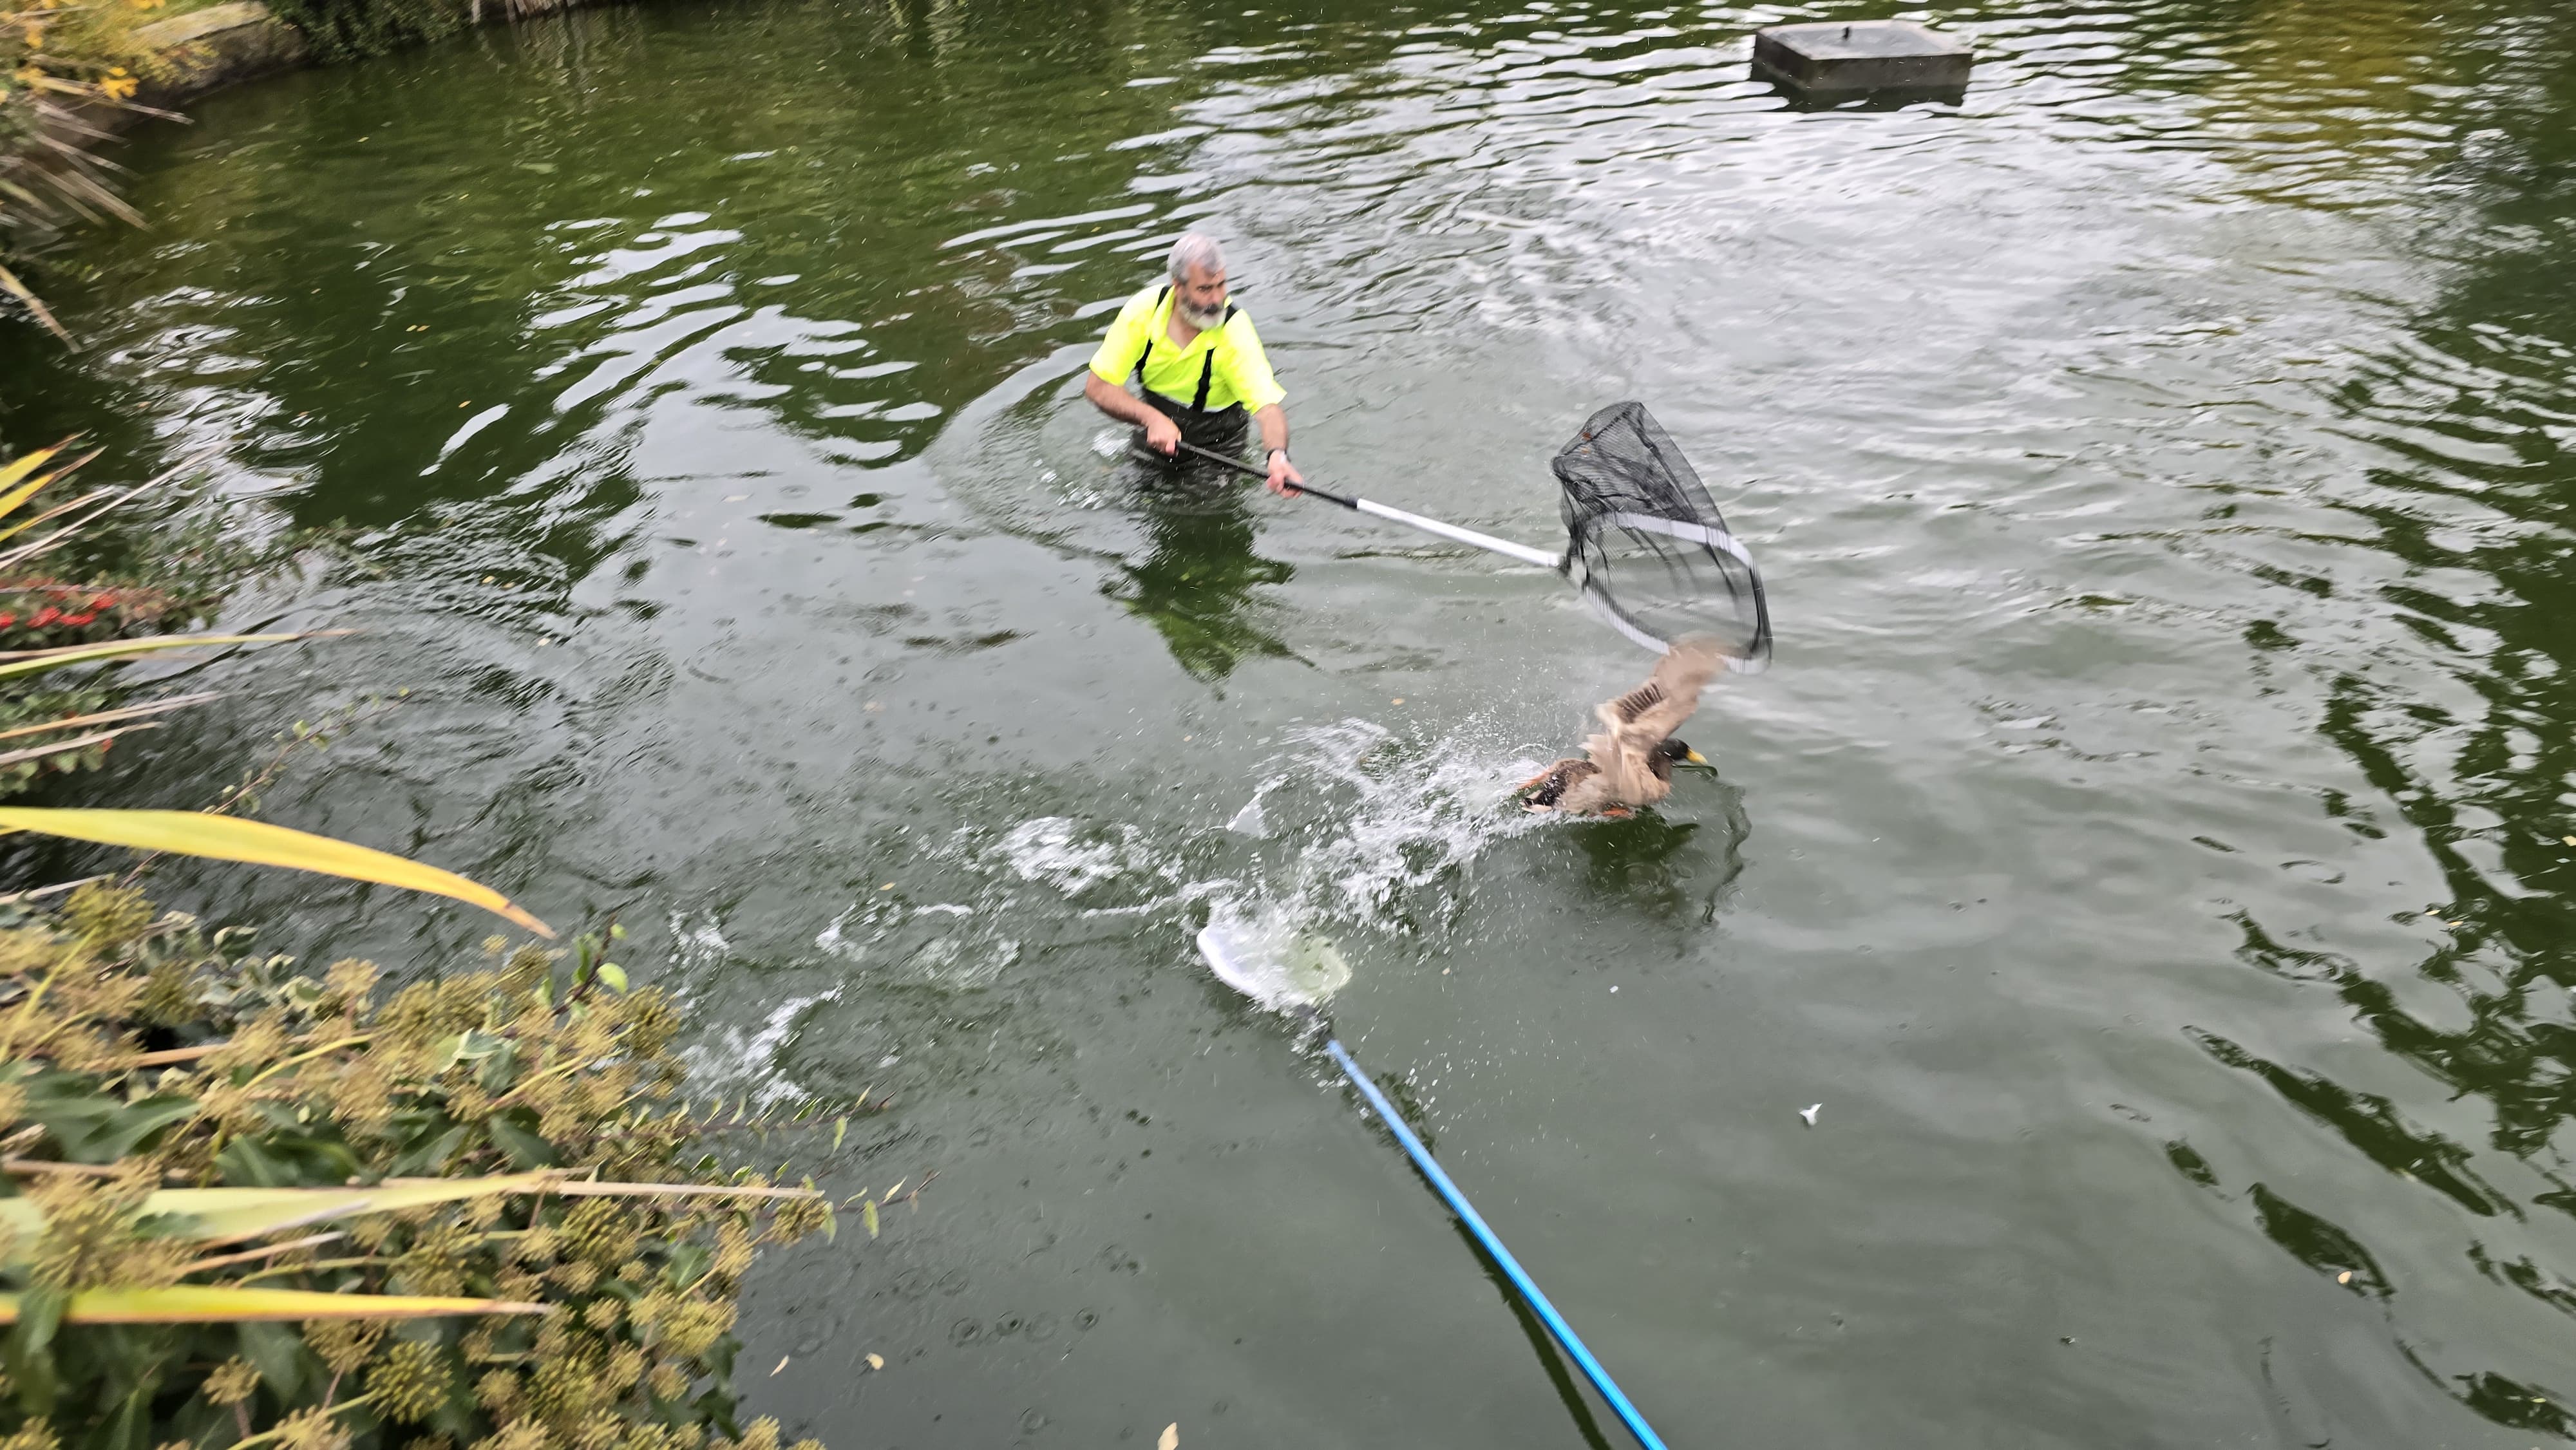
1087 283 1286 415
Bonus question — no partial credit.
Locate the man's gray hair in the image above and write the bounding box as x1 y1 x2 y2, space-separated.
1167 233 1226 283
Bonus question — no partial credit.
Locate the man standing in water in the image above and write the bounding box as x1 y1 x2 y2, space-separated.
1084 234 1305 497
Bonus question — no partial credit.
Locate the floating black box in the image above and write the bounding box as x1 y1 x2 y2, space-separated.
1752 19 1974 94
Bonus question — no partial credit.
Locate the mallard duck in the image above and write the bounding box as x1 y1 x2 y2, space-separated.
1515 637 1726 816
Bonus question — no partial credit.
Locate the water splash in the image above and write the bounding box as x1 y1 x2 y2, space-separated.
968 719 1547 949
996 815 1171 899
814 895 1023 989
1255 717 1550 932
676 987 840 1107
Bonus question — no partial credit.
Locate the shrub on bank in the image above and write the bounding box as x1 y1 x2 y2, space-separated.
258 0 458 62
0 887 849 1450
260 0 591 62
0 0 166 339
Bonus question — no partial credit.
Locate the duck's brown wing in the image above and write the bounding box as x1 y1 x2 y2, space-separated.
1589 636 1726 750
1578 724 1654 804
1580 636 1725 800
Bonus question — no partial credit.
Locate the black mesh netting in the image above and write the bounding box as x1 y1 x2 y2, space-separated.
1551 400 1772 670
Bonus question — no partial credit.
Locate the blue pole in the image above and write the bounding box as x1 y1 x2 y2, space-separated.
1323 1037 1673 1450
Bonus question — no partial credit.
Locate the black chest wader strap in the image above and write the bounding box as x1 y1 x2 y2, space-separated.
1132 294 1245 449
1131 285 1171 381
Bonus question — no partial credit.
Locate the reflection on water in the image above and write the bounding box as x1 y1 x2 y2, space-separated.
1106 478 1297 682
1560 787 1746 923
2206 25 2576 1431
10 0 2576 1442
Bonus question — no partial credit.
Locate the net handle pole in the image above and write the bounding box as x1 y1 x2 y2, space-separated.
1323 1037 1676 1450
1171 440 1562 570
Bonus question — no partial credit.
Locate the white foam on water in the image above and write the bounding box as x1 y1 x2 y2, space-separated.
670 911 736 970
812 893 1020 988
1073 877 1236 920
814 903 871 961
904 932 1021 988
997 815 1167 898
678 987 840 1106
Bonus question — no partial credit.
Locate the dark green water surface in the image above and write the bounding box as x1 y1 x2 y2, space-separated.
8 0 2576 1441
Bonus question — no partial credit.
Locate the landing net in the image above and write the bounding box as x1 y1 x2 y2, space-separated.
1195 901 1351 1013
1552 401 1772 671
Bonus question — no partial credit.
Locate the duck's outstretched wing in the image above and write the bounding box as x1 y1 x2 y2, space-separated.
1582 636 1726 799
1592 636 1726 748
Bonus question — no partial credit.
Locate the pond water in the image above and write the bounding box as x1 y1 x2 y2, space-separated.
6 0 2576 1442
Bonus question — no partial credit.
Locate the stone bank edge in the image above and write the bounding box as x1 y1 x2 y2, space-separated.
130 0 607 111
132 3 310 107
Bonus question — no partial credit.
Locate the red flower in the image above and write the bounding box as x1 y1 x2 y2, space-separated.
0 614 15 629
62 612 95 626
32 608 59 626
89 594 113 611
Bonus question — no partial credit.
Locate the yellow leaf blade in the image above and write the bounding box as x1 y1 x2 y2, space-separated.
0 633 316 683
0 466 61 528
0 1286 548 1324
0 1173 568 1259
0 464 105 545
0 449 61 501
0 267 72 346
147 1171 561 1241
0 809 553 937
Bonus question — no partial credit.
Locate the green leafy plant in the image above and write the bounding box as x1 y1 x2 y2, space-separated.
0 889 858 1450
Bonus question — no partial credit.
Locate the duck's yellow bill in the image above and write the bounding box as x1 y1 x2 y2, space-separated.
1685 749 1709 765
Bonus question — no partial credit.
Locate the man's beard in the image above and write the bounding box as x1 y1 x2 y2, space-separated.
1176 298 1225 330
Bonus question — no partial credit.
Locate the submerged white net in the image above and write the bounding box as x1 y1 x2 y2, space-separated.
1195 901 1353 1012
